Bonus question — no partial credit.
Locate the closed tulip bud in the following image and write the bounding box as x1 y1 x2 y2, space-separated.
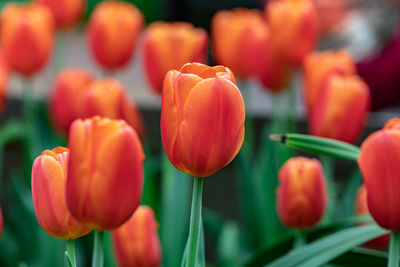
87 1 143 70
66 117 144 230
143 22 207 94
0 48 9 113
161 63 245 177
112 206 161 267
266 0 318 66
277 157 327 230
309 73 370 143
358 118 400 231
35 0 85 29
303 50 355 113
1 2 54 76
32 147 92 239
49 68 94 135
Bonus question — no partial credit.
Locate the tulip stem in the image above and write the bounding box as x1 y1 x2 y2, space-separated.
293 231 306 249
388 232 400 267
92 230 104 267
185 176 204 267
65 240 76 267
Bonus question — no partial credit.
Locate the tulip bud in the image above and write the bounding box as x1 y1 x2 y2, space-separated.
303 50 356 113
112 206 161 267
142 22 207 94
35 0 85 29
265 0 318 66
0 48 9 113
82 79 145 140
49 68 94 135
161 63 245 177
277 157 327 230
1 2 54 76
358 118 400 231
87 1 143 70
309 73 370 143
32 147 92 239
66 117 144 230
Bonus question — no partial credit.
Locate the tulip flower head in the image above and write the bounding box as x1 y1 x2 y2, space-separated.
32 147 92 240
112 206 161 267
0 48 8 113
35 0 85 29
143 22 208 94
161 63 245 177
1 2 54 76
277 157 327 230
66 117 144 230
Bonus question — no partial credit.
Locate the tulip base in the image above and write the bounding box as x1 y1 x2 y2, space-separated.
389 232 400 267
92 230 104 267
65 240 76 267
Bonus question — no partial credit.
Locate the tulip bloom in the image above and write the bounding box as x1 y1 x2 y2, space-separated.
358 118 400 231
66 117 144 230
87 1 143 70
112 206 161 267
143 22 208 94
32 147 92 239
161 63 245 177
277 157 327 230
49 68 94 134
0 48 8 113
309 73 370 143
35 0 85 29
265 0 318 66
82 79 145 140
303 50 355 113
1 2 54 76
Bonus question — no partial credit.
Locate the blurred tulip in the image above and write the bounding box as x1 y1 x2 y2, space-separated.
87 0 143 70
161 63 245 177
0 2 54 76
309 73 370 143
265 0 318 66
303 50 356 113
0 48 9 113
277 157 327 230
358 118 400 231
32 147 92 239
49 68 94 135
82 78 145 140
35 0 85 29
142 22 207 94
355 185 390 250
66 117 144 230
311 0 349 35
112 206 161 267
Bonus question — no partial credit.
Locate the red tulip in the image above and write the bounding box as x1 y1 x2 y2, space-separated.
35 0 85 29
87 0 143 70
49 68 94 135
112 206 161 267
161 63 245 177
32 147 92 239
142 22 207 94
0 48 9 113
1 2 54 76
277 157 327 230
66 117 144 230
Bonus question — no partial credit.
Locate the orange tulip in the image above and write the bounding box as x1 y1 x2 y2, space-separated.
142 22 208 95
309 73 370 143
49 68 94 135
112 206 161 267
277 157 327 230
0 48 9 113
355 185 390 250
212 8 266 79
87 0 143 70
35 0 85 29
303 50 355 113
32 147 92 239
82 78 145 140
1 2 54 76
358 118 400 231
265 0 318 66
161 63 245 177
66 117 144 230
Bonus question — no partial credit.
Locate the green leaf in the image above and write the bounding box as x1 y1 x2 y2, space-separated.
217 222 240 267
331 247 387 266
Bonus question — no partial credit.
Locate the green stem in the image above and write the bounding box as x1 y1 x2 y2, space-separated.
92 230 104 267
388 232 400 267
185 177 204 267
320 155 336 220
293 231 306 249
65 240 76 267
